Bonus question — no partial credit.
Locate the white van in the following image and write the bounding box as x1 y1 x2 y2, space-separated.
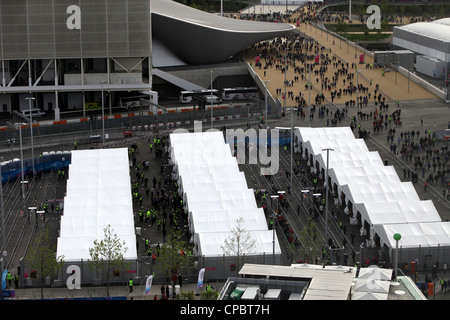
21 108 45 118
205 95 222 104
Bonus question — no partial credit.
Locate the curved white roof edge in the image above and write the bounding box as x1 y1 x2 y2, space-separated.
152 0 296 33
396 20 450 43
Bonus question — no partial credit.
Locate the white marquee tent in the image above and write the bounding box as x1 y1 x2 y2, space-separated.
169 131 281 272
291 126 450 262
56 148 137 263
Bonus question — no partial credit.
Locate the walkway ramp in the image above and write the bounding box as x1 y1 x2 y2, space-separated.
153 68 206 91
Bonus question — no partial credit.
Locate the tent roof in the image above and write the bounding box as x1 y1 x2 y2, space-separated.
376 222 450 248
56 148 137 262
196 230 281 257
292 127 446 250
170 131 275 257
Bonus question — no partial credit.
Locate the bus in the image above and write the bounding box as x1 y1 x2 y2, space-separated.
221 87 258 101
179 89 219 104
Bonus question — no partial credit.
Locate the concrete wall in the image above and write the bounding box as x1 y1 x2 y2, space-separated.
398 66 445 100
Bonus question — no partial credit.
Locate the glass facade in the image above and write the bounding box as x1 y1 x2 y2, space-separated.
0 0 151 60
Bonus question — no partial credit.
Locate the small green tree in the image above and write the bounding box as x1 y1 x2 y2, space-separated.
25 227 64 299
297 218 323 264
201 289 219 300
153 228 194 295
88 224 129 297
177 291 195 300
221 217 256 274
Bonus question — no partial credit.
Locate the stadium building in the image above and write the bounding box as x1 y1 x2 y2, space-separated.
392 18 450 100
0 0 294 118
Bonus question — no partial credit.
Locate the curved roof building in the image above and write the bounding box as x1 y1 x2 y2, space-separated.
393 18 450 62
152 0 296 65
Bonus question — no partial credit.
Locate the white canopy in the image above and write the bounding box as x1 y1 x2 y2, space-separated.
376 222 450 249
357 266 393 281
170 131 280 257
195 230 281 258
354 279 391 294
290 127 449 251
56 148 137 262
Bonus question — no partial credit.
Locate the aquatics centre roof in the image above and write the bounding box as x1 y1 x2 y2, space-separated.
394 18 450 43
151 0 296 64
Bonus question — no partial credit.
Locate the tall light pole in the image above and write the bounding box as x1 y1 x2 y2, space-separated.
349 0 352 22
19 125 26 225
308 63 311 127
25 97 36 174
210 71 213 129
284 44 287 116
356 69 360 130
101 81 107 145
0 157 5 263
393 233 402 284
323 147 334 245
290 83 294 191
263 80 271 129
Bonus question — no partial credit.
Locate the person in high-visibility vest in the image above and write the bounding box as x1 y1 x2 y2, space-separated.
128 279 134 292
7 272 12 287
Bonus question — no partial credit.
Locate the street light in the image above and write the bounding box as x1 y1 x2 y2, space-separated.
25 97 36 174
263 80 271 129
308 63 311 127
0 157 5 263
322 147 334 245
393 233 402 285
210 71 213 129
356 69 360 129
270 194 279 264
101 81 107 145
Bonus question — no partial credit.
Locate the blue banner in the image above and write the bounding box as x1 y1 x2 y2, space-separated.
1 269 7 290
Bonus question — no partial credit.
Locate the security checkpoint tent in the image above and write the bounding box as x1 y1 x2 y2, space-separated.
57 148 137 266
195 230 281 258
376 222 450 249
169 131 281 279
189 208 268 234
356 200 442 226
292 127 450 263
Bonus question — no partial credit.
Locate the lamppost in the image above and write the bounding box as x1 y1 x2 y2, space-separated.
210 71 213 129
356 69 360 129
393 233 402 285
0 156 5 264
270 194 279 264
322 147 334 245
101 81 107 145
25 97 35 174
308 63 311 127
263 80 271 129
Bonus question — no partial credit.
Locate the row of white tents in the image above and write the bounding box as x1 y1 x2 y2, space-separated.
292 126 450 262
169 131 282 264
56 148 138 263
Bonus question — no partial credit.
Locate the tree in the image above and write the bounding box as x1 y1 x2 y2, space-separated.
335 18 349 35
297 218 323 264
221 217 256 274
88 224 129 297
25 227 64 299
153 228 193 296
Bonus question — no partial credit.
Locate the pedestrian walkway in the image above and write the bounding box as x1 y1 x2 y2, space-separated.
6 281 225 300
243 5 439 111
